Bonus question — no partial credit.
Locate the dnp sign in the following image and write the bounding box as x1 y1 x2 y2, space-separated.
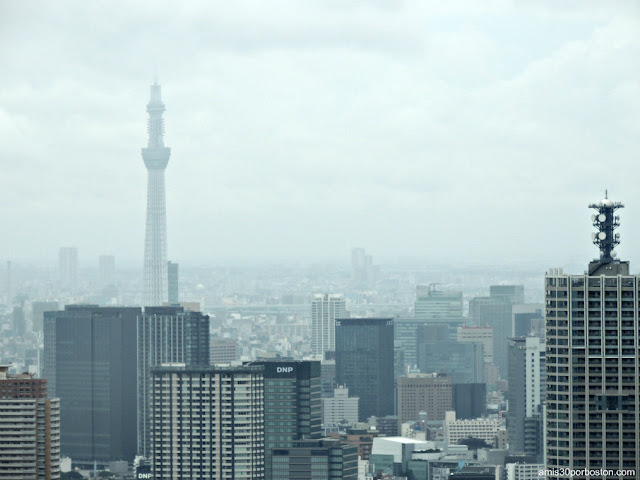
137 474 153 479
277 367 294 373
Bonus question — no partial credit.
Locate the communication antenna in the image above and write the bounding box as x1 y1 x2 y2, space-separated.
588 191 623 264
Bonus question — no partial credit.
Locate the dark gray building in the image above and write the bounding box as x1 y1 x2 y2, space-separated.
271 438 358 480
167 261 179 304
43 305 139 466
248 360 322 480
417 341 484 384
336 318 394 421
452 383 486 420
137 305 210 457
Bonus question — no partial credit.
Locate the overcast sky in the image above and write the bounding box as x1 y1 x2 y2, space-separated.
1 1 639 268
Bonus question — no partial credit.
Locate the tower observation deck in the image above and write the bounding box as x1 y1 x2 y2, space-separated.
142 82 171 306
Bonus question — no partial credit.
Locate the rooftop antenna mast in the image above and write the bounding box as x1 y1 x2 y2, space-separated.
588 191 623 266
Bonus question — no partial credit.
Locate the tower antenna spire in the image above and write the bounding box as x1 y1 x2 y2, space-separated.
141 81 171 306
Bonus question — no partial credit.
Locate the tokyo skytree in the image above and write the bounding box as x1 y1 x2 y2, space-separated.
142 81 170 306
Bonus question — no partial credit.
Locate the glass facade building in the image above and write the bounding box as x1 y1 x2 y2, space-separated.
248 360 321 480
336 318 394 421
43 305 139 465
137 306 210 457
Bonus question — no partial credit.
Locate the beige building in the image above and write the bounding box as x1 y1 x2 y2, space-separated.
443 411 502 447
210 337 239 364
457 325 493 364
397 373 452 429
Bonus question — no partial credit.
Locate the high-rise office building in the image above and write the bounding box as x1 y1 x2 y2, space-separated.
271 438 358 480
58 247 78 289
457 325 494 364
490 285 524 305
508 336 545 460
137 306 210 457
43 305 139 465
452 383 486 420
210 337 239 364
0 365 60 480
417 341 484 384
311 294 348 358
336 318 394 421
471 293 518 377
414 285 463 319
351 247 378 288
545 195 639 476
142 81 171 306
99 254 115 286
150 365 265 480
323 386 359 429
248 360 321 480
321 357 337 397
397 373 452 427
512 304 544 337
31 300 59 332
167 260 178 303
395 318 450 369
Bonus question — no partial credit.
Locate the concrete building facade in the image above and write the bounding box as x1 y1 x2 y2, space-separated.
0 366 60 480
137 306 210 457
397 373 452 428
150 365 265 480
311 294 348 358
323 386 359 429
545 196 640 477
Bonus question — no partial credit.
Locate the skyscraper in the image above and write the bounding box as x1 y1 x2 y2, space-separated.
545 195 639 476
0 365 60 480
99 254 115 286
137 306 210 457
43 305 139 466
248 360 321 480
507 336 545 460
311 294 348 358
58 247 78 290
142 81 170 306
336 318 394 421
150 365 265 479
416 341 484 384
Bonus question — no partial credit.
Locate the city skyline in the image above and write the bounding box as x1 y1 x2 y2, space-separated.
1 2 639 267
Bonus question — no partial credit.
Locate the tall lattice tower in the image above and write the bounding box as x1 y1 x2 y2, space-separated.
142 81 170 306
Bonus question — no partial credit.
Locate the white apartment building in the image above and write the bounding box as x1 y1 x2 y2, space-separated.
311 294 348 358
150 365 265 479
